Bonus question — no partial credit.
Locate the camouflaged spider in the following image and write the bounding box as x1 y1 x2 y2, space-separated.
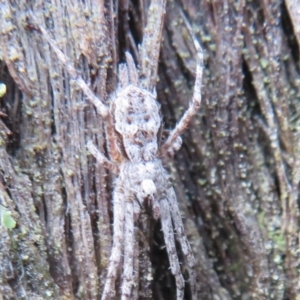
37 15 203 300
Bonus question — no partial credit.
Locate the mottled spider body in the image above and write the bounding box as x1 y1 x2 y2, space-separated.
91 54 200 300
35 4 203 299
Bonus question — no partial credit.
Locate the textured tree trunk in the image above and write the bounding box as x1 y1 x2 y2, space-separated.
0 0 299 299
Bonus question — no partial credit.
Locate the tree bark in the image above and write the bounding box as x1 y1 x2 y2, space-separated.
0 0 299 299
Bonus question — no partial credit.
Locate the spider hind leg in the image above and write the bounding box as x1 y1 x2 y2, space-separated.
167 187 197 299
121 201 135 300
101 183 125 300
160 198 185 300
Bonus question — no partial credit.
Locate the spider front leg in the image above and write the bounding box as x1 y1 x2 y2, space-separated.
160 39 203 156
35 21 121 162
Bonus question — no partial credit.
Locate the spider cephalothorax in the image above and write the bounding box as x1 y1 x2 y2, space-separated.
112 58 161 162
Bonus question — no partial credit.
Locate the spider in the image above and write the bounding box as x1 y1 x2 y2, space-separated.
87 45 203 300
32 4 203 299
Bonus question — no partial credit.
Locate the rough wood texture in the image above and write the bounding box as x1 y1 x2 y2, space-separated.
0 0 299 299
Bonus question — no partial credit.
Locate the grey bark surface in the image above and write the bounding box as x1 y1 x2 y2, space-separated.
0 0 299 299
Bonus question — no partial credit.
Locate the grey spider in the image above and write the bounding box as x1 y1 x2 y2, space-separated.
34 8 203 300
87 47 203 300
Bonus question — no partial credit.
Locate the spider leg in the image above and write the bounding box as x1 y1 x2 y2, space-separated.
159 136 183 162
132 226 139 300
101 183 125 300
167 187 197 299
33 19 121 161
160 198 185 300
160 39 203 156
140 0 167 90
118 52 138 88
34 21 108 118
118 63 129 88
121 200 135 300
125 52 139 86
87 141 119 173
